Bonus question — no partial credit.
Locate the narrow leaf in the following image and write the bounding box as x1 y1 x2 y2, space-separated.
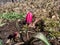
34 33 51 45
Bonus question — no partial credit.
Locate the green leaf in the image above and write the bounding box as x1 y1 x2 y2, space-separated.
0 12 25 21
0 39 3 45
34 33 51 45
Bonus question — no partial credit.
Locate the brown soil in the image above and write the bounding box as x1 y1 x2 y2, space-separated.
0 20 60 45
0 21 19 45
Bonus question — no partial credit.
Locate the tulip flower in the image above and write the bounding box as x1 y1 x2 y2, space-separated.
26 11 33 24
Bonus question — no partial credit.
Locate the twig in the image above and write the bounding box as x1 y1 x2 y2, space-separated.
14 42 24 45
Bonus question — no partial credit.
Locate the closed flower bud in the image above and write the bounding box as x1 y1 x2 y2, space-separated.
26 11 33 24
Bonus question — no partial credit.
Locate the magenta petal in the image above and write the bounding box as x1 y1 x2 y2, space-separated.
26 11 33 24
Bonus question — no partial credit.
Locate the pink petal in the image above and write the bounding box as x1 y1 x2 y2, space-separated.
26 11 33 24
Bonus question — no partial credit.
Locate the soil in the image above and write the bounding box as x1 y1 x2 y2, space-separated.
0 21 19 45
0 20 60 45
0 0 60 45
